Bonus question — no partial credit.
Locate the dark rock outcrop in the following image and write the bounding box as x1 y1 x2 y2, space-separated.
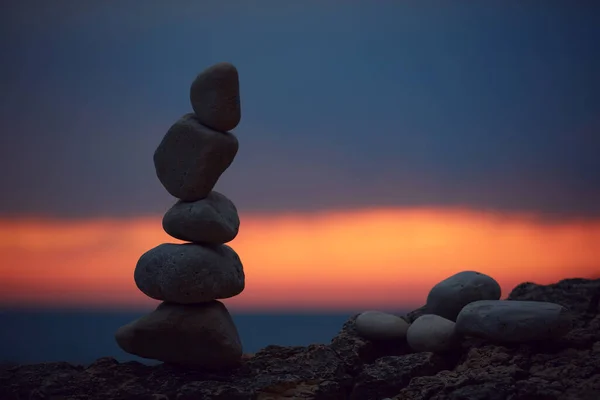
1 278 599 399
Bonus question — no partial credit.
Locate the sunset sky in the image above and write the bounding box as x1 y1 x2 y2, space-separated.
1 1 599 312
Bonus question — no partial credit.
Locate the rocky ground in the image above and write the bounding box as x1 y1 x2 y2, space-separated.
1 278 598 400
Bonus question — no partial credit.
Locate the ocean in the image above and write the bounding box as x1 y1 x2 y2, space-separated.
0 309 376 366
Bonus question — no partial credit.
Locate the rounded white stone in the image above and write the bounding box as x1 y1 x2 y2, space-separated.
426 271 501 321
455 300 573 343
406 314 457 353
355 311 409 341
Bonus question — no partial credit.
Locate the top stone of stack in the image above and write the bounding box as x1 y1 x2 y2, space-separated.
154 62 241 201
190 62 241 132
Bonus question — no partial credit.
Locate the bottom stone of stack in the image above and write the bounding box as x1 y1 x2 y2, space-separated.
115 300 242 369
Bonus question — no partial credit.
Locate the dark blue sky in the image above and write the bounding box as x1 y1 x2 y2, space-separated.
1 1 599 219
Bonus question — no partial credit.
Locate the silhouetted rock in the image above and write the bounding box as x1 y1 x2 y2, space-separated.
456 300 573 343
153 113 239 201
394 277 600 400
190 62 241 132
115 301 242 368
426 270 502 321
162 191 240 244
2 277 599 400
355 311 410 341
117 66 246 367
407 314 458 353
330 314 412 376
134 243 245 304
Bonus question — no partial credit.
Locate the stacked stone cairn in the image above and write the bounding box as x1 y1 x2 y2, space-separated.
355 271 574 353
115 62 245 369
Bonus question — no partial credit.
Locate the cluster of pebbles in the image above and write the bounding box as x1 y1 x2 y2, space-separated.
355 271 573 352
115 62 245 369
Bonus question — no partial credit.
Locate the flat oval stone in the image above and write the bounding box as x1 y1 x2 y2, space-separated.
115 301 242 368
455 300 573 343
406 314 457 353
355 311 409 341
162 191 240 244
190 62 241 132
134 243 245 304
426 271 501 321
153 113 239 201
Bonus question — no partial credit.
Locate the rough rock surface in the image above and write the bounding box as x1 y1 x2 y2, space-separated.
190 62 241 132
426 270 502 321
115 301 242 368
2 278 599 400
162 191 240 244
134 243 245 304
153 113 239 201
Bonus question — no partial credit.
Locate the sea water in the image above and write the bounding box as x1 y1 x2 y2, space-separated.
0 309 367 365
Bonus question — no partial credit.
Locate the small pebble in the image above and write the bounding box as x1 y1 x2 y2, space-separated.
407 314 457 353
355 311 409 341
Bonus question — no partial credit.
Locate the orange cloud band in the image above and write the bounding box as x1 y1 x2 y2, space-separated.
1 208 598 311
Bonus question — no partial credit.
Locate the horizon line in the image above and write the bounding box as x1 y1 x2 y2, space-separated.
1 205 599 224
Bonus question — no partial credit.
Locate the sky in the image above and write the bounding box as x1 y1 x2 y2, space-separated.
0 1 599 311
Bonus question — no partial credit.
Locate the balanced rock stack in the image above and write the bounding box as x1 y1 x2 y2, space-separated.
115 62 245 369
355 270 573 354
